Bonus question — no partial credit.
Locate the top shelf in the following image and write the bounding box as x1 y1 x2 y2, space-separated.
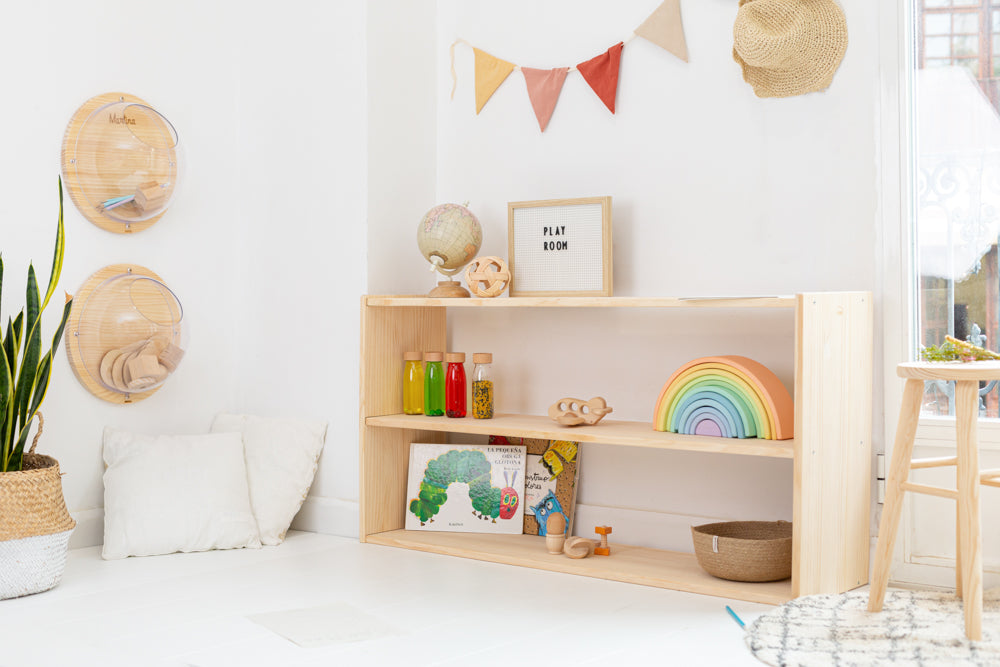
365 295 797 309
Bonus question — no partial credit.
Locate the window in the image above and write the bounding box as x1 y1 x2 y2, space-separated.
915 0 1000 418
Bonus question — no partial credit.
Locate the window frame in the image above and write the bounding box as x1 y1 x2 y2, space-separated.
897 0 1000 448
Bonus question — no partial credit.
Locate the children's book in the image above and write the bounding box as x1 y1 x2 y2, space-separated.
405 443 526 534
488 436 581 537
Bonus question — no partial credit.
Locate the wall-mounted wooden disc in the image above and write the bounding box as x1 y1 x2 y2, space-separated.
67 263 186 404
61 92 179 234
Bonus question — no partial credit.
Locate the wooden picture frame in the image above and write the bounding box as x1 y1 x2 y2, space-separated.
507 196 612 297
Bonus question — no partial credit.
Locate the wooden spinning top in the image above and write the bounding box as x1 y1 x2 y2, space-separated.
464 256 510 298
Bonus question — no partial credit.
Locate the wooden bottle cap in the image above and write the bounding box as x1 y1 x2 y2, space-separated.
473 353 492 364
403 351 422 361
445 352 466 363
423 352 443 362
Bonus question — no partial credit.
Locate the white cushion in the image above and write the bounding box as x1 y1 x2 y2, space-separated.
210 414 327 545
102 428 262 559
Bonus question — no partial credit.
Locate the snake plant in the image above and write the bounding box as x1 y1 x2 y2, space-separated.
0 178 73 472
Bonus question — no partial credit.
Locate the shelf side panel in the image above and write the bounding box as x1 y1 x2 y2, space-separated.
359 302 446 417
793 291 873 596
359 301 447 540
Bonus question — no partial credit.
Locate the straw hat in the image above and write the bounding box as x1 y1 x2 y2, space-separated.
732 0 847 98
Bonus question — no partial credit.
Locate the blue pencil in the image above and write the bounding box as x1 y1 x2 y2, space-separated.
725 605 745 629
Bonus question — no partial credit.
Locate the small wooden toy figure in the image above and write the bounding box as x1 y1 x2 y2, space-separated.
594 525 612 556
548 397 613 426
545 513 566 554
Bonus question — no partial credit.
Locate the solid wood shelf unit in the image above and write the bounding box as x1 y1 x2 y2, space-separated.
359 293 873 604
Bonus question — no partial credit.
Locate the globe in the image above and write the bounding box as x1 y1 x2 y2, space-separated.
417 203 483 273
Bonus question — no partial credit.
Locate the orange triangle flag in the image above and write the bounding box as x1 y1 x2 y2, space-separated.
522 67 569 132
635 0 689 63
576 42 624 114
474 48 515 114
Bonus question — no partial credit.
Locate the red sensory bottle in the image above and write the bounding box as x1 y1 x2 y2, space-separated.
445 352 467 418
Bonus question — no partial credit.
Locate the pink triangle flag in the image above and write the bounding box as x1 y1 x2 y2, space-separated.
521 67 569 132
576 42 624 114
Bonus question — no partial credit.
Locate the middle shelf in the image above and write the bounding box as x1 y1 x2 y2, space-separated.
365 413 795 458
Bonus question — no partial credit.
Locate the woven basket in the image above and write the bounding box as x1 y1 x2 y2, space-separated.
691 520 792 583
0 417 76 599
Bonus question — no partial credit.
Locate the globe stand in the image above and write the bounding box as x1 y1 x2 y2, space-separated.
427 264 471 298
429 280 470 298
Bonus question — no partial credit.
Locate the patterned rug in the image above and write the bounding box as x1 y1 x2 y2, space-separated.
746 588 1000 666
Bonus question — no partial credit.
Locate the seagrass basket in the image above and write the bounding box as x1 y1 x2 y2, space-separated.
691 520 792 583
0 423 76 599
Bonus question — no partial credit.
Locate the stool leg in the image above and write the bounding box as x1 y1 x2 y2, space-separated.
869 379 924 613
956 502 962 599
955 380 982 641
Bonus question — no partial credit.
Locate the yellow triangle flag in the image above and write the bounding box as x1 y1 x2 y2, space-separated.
635 0 689 63
474 48 515 114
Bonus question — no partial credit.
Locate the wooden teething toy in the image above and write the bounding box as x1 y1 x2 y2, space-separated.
548 396 613 426
563 537 594 559
464 256 510 298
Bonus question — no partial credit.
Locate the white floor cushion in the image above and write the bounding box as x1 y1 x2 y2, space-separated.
102 427 262 559
211 414 327 545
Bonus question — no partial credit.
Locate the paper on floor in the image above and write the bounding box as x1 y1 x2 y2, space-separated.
248 602 401 648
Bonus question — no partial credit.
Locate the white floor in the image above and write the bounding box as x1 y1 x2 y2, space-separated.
0 532 773 666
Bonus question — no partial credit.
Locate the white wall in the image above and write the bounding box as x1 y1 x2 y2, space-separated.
0 0 367 546
2 0 882 552
367 0 438 295
399 0 877 550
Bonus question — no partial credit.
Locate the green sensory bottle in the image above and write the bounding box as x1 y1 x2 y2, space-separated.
423 352 445 416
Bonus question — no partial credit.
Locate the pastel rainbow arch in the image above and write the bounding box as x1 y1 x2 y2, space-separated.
653 356 794 441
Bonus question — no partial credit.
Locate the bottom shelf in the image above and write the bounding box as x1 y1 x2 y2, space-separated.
364 529 792 605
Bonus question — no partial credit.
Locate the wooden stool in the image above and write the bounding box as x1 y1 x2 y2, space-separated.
868 361 1000 641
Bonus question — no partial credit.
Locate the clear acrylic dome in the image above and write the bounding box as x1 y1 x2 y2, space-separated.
71 100 179 225
74 272 187 396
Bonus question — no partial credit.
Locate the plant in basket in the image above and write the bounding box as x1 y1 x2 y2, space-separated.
0 178 76 600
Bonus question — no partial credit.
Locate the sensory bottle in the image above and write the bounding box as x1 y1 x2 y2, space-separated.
423 352 445 416
471 352 493 419
445 352 467 418
402 351 423 415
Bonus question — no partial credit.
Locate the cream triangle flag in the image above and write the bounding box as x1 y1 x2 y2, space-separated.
474 48 515 114
635 0 689 63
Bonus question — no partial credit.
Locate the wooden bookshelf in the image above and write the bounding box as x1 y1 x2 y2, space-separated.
359 293 873 604
365 295 796 309
366 413 794 459
365 530 793 605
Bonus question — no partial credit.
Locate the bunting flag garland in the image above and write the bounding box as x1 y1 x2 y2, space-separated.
635 0 688 63
576 42 624 114
521 67 569 131
474 48 515 114
451 0 688 129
